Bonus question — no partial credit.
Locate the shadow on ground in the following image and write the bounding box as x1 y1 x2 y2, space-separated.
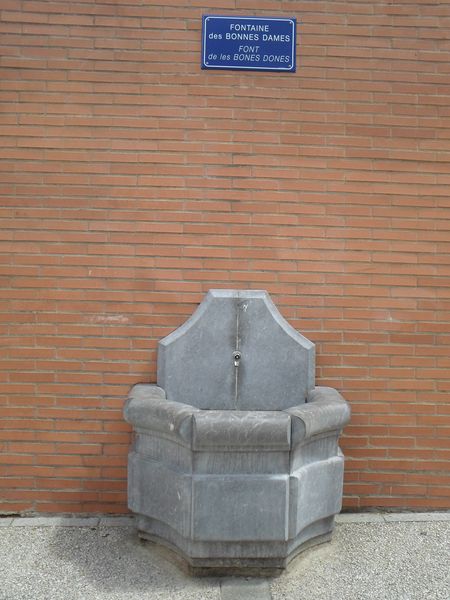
1 524 221 600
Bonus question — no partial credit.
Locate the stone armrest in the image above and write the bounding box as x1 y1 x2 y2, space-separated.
124 384 198 445
192 411 291 451
124 384 292 451
285 386 351 446
125 384 350 451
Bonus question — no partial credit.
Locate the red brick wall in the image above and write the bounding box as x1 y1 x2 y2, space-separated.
1 1 449 514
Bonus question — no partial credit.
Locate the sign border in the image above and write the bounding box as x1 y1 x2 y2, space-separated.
201 15 297 73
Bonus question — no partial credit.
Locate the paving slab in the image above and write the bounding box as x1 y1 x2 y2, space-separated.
220 578 271 600
10 517 99 527
335 512 385 523
99 516 135 527
383 511 450 522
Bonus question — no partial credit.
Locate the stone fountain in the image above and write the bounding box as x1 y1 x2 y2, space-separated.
124 290 350 575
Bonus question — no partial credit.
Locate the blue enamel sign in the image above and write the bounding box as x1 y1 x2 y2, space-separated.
201 15 296 72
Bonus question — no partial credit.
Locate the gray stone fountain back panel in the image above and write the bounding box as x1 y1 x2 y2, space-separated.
157 289 315 410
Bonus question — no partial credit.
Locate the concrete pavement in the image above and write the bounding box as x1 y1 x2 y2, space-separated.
0 513 449 600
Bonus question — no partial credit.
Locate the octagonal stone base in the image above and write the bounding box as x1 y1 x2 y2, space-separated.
136 515 334 576
126 384 349 575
